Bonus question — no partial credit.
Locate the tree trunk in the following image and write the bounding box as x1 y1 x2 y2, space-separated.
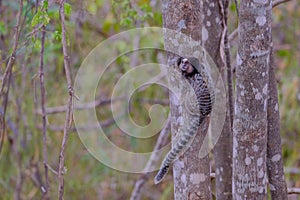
207 0 233 199
266 45 288 199
161 1 211 199
233 0 272 199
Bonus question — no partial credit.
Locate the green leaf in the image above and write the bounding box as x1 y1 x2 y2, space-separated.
86 2 97 15
34 40 41 50
64 3 72 16
140 4 152 12
53 30 62 41
42 0 48 9
48 9 60 20
230 3 236 12
31 11 42 27
31 10 50 26
120 17 132 26
127 10 137 17
42 11 50 25
0 21 7 35
144 12 153 20
277 49 290 58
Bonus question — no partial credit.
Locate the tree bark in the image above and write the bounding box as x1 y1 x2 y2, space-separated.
161 1 211 199
266 45 288 199
233 0 272 199
209 0 233 199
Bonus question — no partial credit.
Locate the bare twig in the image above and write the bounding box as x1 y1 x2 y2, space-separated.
25 161 46 193
7 112 24 200
74 0 84 51
273 0 292 7
214 1 234 199
128 1 142 67
25 24 44 38
46 164 58 176
15 168 24 200
219 0 234 128
284 167 300 175
20 64 29 147
42 97 125 114
130 116 171 200
12 62 29 200
58 1 74 199
83 14 110 38
0 0 23 156
35 0 39 13
233 0 239 18
39 97 168 115
287 188 300 194
39 115 120 132
228 28 238 43
137 98 169 105
39 22 49 198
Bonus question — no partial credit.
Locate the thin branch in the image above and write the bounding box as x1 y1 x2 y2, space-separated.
12 59 29 200
0 0 23 156
7 111 24 200
229 0 293 43
284 167 300 175
273 0 292 7
39 115 119 132
42 97 125 114
84 16 110 38
129 2 142 67
24 161 46 194
35 0 39 13
228 28 238 44
130 116 171 200
137 98 169 106
39 97 168 115
215 1 234 199
20 61 29 147
39 22 49 198
287 188 300 194
219 0 234 128
25 24 44 38
0 1 33 63
46 164 58 176
58 1 74 199
233 0 239 19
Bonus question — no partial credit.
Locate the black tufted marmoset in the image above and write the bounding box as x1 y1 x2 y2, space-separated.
154 57 214 184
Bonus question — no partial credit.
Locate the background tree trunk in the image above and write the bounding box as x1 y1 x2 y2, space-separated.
266 45 288 199
233 0 272 199
161 0 211 199
208 0 233 199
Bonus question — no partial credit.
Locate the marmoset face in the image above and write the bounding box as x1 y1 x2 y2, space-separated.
179 58 195 75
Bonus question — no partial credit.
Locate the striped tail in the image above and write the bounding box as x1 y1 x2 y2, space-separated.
154 116 203 184
154 165 170 184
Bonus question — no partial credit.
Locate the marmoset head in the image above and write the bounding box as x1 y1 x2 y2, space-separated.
177 57 200 77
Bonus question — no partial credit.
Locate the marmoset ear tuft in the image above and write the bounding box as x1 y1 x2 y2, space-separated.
176 57 182 67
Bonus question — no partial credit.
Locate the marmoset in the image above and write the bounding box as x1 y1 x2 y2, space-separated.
154 57 214 184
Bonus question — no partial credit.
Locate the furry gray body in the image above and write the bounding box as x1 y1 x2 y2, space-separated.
154 57 214 184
